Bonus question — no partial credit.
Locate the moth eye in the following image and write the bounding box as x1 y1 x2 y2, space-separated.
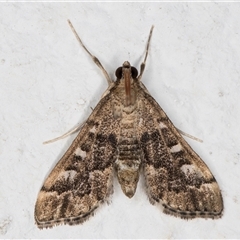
115 67 122 79
131 67 138 79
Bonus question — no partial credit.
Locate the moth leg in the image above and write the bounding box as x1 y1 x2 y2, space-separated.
68 19 113 86
43 121 85 144
138 25 154 81
176 127 203 143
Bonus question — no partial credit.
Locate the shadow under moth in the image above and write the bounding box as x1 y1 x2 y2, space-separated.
35 20 223 229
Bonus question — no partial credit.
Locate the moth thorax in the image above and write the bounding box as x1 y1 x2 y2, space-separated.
115 160 141 198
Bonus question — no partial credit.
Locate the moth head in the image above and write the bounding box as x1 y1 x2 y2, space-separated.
115 61 138 80
115 61 138 106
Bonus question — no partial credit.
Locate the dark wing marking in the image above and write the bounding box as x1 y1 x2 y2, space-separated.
35 84 120 229
136 81 223 219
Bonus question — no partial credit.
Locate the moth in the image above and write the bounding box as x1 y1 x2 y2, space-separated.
35 20 223 229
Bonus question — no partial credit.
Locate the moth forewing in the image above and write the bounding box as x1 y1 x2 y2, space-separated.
35 22 223 229
136 84 223 219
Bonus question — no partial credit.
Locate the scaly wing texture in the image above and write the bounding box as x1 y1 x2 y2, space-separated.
35 87 120 229
137 82 223 219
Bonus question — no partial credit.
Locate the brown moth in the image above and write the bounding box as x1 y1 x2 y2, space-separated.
35 20 223 229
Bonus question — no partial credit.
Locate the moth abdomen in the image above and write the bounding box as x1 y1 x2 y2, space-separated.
115 135 141 198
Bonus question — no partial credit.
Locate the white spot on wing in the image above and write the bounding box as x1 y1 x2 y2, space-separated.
170 143 182 153
74 147 86 159
159 122 167 129
89 126 97 133
58 170 77 181
180 164 203 178
181 164 196 175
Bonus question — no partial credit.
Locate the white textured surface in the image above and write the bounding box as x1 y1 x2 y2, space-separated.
0 2 240 238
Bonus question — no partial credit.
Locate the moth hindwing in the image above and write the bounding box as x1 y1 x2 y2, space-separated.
35 21 223 229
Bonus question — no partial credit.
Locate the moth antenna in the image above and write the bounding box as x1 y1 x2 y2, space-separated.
138 25 154 81
67 19 113 86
